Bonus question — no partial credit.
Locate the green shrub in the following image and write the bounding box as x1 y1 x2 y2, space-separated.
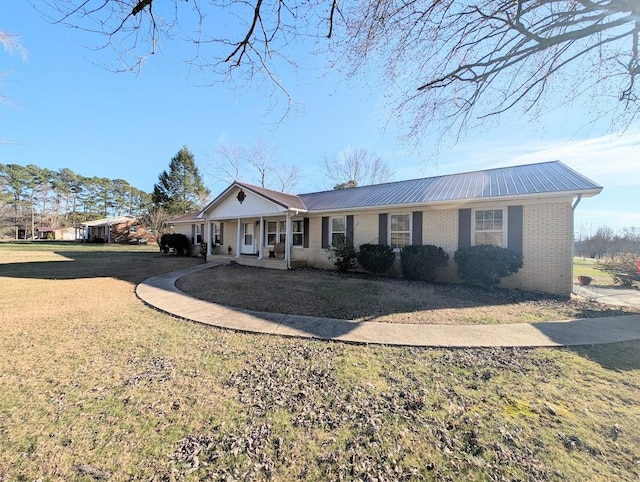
400 244 449 281
454 245 523 288
328 240 358 273
160 233 190 256
357 243 396 276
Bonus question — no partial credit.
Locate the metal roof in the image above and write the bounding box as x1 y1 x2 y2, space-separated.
167 211 202 223
236 182 308 211
299 161 602 211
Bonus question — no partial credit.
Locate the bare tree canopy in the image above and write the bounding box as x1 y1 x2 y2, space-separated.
207 139 300 192
37 0 640 136
321 148 393 189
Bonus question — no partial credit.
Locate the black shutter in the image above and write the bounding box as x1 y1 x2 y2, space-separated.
379 213 388 245
321 216 329 249
458 209 471 248
303 217 310 248
346 215 354 244
219 222 224 245
508 206 523 255
412 211 423 245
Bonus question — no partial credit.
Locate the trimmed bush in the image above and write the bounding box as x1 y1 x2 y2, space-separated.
328 240 358 273
160 233 190 256
357 243 396 276
454 245 524 288
400 244 449 281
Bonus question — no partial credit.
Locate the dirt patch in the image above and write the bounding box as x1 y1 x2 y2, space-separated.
176 264 640 324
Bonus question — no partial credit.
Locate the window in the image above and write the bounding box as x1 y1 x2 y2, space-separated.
292 220 304 246
474 209 504 246
330 216 346 245
266 219 304 247
390 214 411 249
267 221 277 245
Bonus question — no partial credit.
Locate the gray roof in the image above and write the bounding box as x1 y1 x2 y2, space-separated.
299 161 602 211
236 182 308 211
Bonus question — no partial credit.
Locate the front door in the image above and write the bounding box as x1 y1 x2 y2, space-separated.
241 222 255 254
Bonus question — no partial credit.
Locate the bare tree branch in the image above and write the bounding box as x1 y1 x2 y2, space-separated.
31 0 640 139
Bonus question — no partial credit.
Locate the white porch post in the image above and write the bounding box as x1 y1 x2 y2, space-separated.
236 218 242 258
258 217 265 260
285 213 291 268
206 220 212 256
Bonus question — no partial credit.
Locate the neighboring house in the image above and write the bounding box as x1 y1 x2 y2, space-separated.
81 216 154 244
35 226 80 240
173 161 602 296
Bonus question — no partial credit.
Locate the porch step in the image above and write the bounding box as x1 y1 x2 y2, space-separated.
207 254 292 270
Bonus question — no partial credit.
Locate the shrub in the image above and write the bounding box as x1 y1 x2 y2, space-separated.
328 240 358 273
454 245 523 288
597 253 639 286
357 243 396 276
400 244 449 281
160 233 190 256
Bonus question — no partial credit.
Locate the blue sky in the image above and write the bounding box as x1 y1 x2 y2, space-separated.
2 2 639 232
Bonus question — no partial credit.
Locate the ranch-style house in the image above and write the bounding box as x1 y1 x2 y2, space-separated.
168 161 602 296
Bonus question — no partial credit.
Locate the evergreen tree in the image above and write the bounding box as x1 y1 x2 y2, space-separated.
152 146 210 216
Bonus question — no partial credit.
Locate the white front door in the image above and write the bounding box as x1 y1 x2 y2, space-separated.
241 222 255 254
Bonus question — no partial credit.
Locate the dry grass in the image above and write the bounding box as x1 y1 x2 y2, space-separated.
177 264 639 324
1 243 639 481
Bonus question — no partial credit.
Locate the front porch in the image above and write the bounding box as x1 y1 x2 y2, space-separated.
206 253 306 270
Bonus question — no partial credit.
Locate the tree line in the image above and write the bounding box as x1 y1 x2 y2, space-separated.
575 225 640 259
1 144 395 240
0 163 151 239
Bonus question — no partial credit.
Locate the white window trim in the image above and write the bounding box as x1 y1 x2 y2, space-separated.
472 207 508 248
266 219 305 248
389 213 412 251
329 215 347 246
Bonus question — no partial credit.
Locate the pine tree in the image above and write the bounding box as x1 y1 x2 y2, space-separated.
152 146 210 216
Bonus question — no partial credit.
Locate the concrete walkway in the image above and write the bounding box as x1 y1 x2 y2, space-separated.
136 263 640 348
573 283 640 307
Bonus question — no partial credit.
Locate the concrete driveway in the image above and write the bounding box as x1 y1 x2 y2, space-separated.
573 283 640 307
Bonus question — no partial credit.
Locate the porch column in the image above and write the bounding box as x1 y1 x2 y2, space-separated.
285 213 292 268
258 217 265 260
206 220 212 256
236 218 241 258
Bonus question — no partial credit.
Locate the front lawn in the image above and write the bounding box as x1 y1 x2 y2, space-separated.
177 264 639 324
1 244 639 481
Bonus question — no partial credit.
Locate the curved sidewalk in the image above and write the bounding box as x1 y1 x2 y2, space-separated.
135 263 640 348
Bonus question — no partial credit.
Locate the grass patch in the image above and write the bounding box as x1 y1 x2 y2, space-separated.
1 245 639 480
177 263 640 324
574 257 613 285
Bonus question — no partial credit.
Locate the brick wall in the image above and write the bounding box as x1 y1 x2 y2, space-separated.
501 201 574 296
270 199 575 297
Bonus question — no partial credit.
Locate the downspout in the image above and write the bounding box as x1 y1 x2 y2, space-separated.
571 194 582 210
